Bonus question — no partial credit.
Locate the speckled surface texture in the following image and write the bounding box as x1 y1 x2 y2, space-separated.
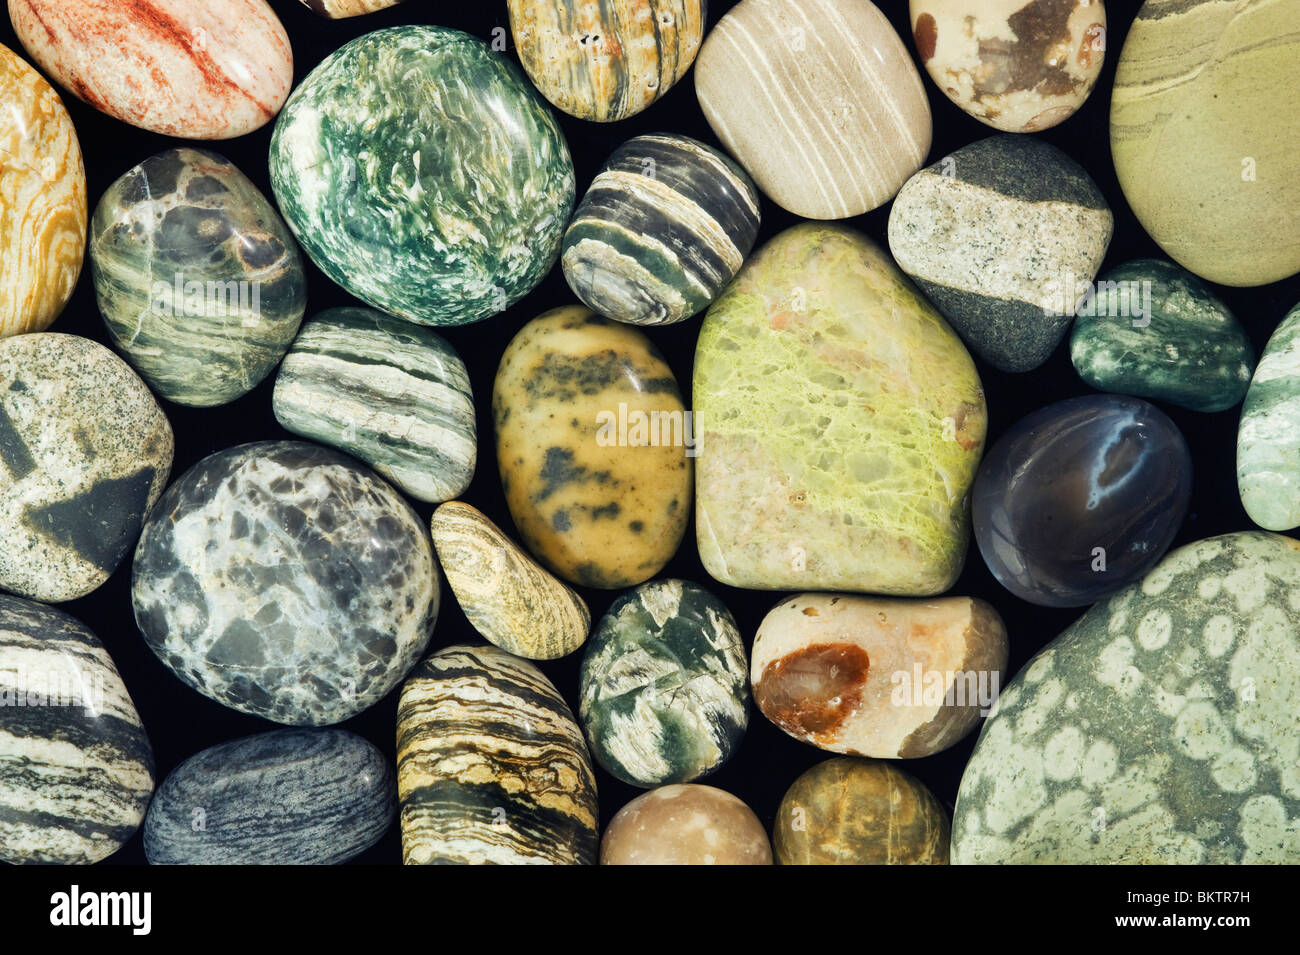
600 784 771 864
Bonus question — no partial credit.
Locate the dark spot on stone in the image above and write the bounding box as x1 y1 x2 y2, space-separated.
914 12 937 62
238 234 283 270
0 405 36 480
185 175 230 200
629 520 644 533
207 619 266 666
591 502 620 520
22 467 157 572
552 509 572 532
230 513 249 540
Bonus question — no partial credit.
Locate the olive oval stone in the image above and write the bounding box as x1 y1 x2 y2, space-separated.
954 532 1300 864
694 223 986 595
143 729 395 865
580 579 748 787
131 441 439 726
91 148 306 407
1238 302 1300 531
601 785 771 865
0 595 154 864
972 395 1192 608
494 306 691 589
269 26 575 327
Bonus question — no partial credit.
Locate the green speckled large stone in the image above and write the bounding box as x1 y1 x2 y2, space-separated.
269 26 575 327
953 531 1300 864
1238 302 1300 531
1070 259 1254 413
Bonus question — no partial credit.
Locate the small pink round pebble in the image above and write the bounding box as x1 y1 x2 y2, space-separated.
601 785 772 866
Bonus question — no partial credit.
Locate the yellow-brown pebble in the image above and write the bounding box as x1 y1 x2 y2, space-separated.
601 784 772 865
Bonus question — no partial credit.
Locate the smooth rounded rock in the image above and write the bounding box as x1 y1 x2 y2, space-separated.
509 0 704 123
954 532 1300 864
143 729 395 865
601 785 771 865
0 333 173 603
299 0 402 17
131 441 439 726
888 134 1113 372
494 306 691 589
973 395 1191 608
752 594 1007 758
274 308 476 503
431 501 589 661
694 223 986 595
1238 302 1300 531
1111 0 1300 287
562 133 761 327
8 0 293 139
696 0 931 219
0 595 154 864
91 148 306 407
774 757 950 865
0 43 85 338
270 26 575 327
580 579 748 787
910 0 1107 133
397 644 599 865
1070 259 1255 413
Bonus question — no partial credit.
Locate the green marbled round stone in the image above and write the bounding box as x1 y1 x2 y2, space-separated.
1238 301 1300 531
579 579 748 787
269 25 575 327
90 148 306 407
1070 258 1254 412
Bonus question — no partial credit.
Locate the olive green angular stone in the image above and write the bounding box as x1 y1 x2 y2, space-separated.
1238 302 1300 531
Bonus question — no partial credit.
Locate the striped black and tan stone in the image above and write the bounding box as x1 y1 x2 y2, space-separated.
398 644 599 865
563 133 761 327
0 595 154 864
888 134 1113 372
274 308 476 503
0 333 173 603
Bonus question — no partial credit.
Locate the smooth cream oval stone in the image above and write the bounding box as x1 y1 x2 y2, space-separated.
431 501 590 661
752 594 1008 758
1238 302 1300 531
600 785 772 865
0 43 86 338
694 223 987 595
8 0 293 139
299 0 403 17
1110 0 1300 286
494 306 691 589
695 0 931 219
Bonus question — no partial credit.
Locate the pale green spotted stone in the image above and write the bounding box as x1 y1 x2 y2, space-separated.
1238 303 1300 531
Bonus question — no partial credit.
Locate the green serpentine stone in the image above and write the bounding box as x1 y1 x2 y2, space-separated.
1238 302 1300 531
694 223 987 595
273 308 476 503
269 26 575 326
1070 259 1254 413
954 532 1300 864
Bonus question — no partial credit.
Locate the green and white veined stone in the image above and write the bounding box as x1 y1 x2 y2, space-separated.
953 531 1300 865
269 25 575 327
579 579 749 787
273 308 476 503
1238 302 1300 531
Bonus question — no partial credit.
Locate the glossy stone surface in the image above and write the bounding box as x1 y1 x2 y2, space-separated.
1070 259 1254 413
694 224 986 595
753 594 1007 758
91 148 306 408
1238 303 1300 531
270 26 574 327
398 644 599 865
889 134 1112 372
974 396 1190 608
274 308 475 503
696 0 931 219
494 306 691 589
954 532 1300 864
144 729 395 865
562 134 761 327
432 501 589 661
0 595 153 864
0 334 173 603
8 0 292 139
509 1 704 123
774 757 950 865
131 441 438 726
601 785 771 865
0 44 85 339
580 579 748 787
1111 0 1300 287
299 0 402 16
911 0 1106 133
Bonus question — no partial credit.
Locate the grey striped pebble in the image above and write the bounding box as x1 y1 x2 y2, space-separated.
0 595 154 864
144 729 396 865
397 644 599 865
273 307 476 503
563 133 761 326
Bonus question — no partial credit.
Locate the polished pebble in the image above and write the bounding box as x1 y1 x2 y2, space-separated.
1238 302 1300 531
299 0 403 17
601 785 771 865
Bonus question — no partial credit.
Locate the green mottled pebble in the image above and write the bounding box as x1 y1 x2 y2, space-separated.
1238 302 1300 530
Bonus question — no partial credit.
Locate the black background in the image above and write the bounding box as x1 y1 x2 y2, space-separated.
3 0 1298 868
